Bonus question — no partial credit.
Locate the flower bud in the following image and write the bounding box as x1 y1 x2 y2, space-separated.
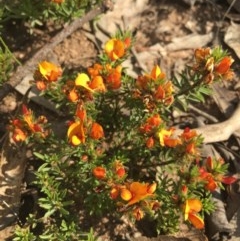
110 187 119 199
120 188 132 201
92 167 106 179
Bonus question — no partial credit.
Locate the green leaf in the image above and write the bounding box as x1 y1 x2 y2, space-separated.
44 208 56 218
39 234 54 239
33 152 45 160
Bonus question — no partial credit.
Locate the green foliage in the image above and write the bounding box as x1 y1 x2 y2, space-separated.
13 226 37 241
172 67 212 111
0 37 20 85
8 28 236 240
1 0 101 31
155 172 180 234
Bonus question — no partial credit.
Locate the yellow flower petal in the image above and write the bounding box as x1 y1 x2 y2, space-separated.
184 200 190 220
158 129 172 146
121 188 132 201
75 73 93 92
71 135 81 145
67 121 85 145
105 39 125 60
39 61 62 81
151 65 161 79
105 39 115 54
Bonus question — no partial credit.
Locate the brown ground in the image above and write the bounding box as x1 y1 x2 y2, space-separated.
0 0 240 240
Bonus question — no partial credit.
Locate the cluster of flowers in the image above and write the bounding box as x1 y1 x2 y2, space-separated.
63 37 131 145
30 34 159 222
139 114 200 152
134 65 174 111
179 155 236 229
92 160 158 221
8 105 49 142
139 114 236 228
8 31 237 231
193 47 234 84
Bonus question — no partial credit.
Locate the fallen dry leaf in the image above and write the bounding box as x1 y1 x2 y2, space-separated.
224 22 240 59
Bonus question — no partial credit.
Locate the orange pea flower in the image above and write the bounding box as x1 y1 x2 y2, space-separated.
198 157 237 191
22 105 48 137
105 65 122 89
135 65 174 107
68 89 79 102
136 65 165 90
164 81 174 96
12 128 27 142
205 156 215 172
183 199 204 229
181 127 197 140
67 121 85 145
121 182 156 206
186 142 197 154
154 85 165 100
90 122 104 140
140 114 161 134
164 137 181 148
158 128 180 147
154 81 174 104
158 128 172 146
121 188 132 201
205 57 214 73
215 56 234 81
38 61 62 82
92 166 106 179
215 56 234 75
9 105 48 142
88 75 106 92
88 63 103 78
75 73 94 92
22 105 37 133
148 65 165 80
105 38 125 60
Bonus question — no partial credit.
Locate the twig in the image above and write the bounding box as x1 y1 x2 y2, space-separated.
175 102 240 143
174 76 204 98
222 0 237 22
0 1 113 101
188 104 219 123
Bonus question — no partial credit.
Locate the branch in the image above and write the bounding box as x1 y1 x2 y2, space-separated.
175 102 240 143
0 1 113 101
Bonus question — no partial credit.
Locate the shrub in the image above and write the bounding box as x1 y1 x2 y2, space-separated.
7 30 237 240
